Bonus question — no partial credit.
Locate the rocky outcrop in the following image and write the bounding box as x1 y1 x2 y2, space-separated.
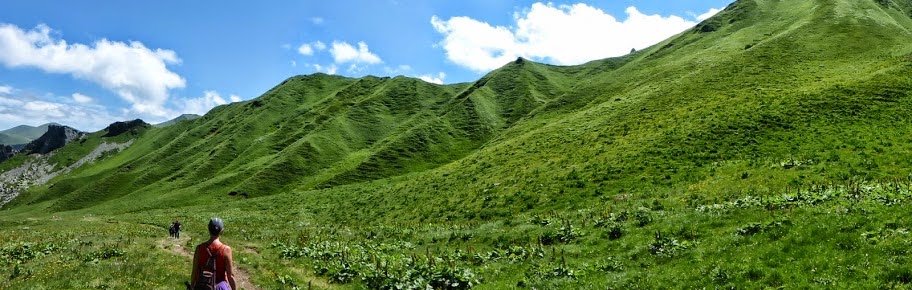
104 119 149 137
0 140 134 207
22 125 84 155
0 156 55 206
0 145 16 162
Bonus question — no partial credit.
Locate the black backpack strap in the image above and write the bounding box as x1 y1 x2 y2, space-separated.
205 243 226 288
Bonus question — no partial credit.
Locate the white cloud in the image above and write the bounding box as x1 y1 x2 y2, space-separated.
330 41 382 65
290 60 297 67
0 24 186 117
0 96 22 107
297 41 328 57
0 85 11 95
431 16 519 72
313 64 338 75
385 64 412 74
158 90 240 122
311 17 325 25
0 94 123 132
72 92 92 103
297 43 314 56
177 90 228 116
313 41 326 51
418 72 446 84
348 64 368 74
303 40 382 75
23 100 64 115
697 8 723 21
432 3 717 72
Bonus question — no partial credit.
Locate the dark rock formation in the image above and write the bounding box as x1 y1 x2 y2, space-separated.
22 125 84 155
0 145 16 162
104 119 149 137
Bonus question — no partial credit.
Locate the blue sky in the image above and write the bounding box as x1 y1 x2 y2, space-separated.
0 0 731 131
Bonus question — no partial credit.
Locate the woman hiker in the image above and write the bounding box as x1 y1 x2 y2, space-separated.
189 218 237 290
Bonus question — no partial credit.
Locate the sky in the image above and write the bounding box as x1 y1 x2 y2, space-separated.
0 0 732 132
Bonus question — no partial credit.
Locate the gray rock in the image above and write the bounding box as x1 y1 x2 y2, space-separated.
0 145 16 162
22 125 84 155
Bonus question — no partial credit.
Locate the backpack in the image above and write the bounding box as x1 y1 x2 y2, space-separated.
194 243 224 290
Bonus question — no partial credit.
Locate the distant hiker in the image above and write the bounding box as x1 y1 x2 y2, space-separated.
190 218 237 290
175 220 182 238
169 222 176 238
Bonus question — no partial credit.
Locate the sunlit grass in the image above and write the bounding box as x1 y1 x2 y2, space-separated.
4 0 912 288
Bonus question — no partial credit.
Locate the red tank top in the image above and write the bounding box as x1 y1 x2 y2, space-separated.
196 241 229 283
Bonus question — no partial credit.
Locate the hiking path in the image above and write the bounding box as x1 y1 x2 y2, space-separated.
158 234 261 290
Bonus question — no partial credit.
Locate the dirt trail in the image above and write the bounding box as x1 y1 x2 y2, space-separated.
158 234 192 257
159 234 261 290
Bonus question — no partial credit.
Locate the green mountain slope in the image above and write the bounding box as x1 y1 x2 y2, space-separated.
153 114 201 127
0 133 28 146
8 62 580 211
0 123 57 145
4 0 912 288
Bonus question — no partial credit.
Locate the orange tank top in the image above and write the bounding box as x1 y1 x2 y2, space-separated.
196 241 228 283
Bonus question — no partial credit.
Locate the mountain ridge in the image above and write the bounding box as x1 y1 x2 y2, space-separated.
4 0 912 288
7 0 912 212
153 114 201 128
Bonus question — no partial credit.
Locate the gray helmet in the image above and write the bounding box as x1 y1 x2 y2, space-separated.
208 217 224 236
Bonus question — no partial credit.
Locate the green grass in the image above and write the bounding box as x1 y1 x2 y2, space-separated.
0 133 30 146
0 123 56 145
4 0 912 288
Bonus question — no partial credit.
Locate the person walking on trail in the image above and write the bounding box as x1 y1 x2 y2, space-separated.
190 218 237 290
175 220 182 238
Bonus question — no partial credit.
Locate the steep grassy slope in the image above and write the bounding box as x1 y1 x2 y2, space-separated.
4 0 912 288
295 0 912 222
9 66 573 212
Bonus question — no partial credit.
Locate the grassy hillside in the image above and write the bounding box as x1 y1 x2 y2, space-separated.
0 123 57 145
4 0 912 288
154 114 201 128
0 133 29 146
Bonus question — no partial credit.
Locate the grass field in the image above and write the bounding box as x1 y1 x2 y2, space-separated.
4 0 912 288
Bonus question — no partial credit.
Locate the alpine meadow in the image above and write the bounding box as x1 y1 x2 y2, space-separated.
5 0 912 288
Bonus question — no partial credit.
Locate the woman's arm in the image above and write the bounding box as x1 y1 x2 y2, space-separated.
225 246 237 290
190 245 201 285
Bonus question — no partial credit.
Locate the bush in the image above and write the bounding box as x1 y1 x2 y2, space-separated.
606 223 624 240
648 232 692 258
593 256 624 272
634 207 653 227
